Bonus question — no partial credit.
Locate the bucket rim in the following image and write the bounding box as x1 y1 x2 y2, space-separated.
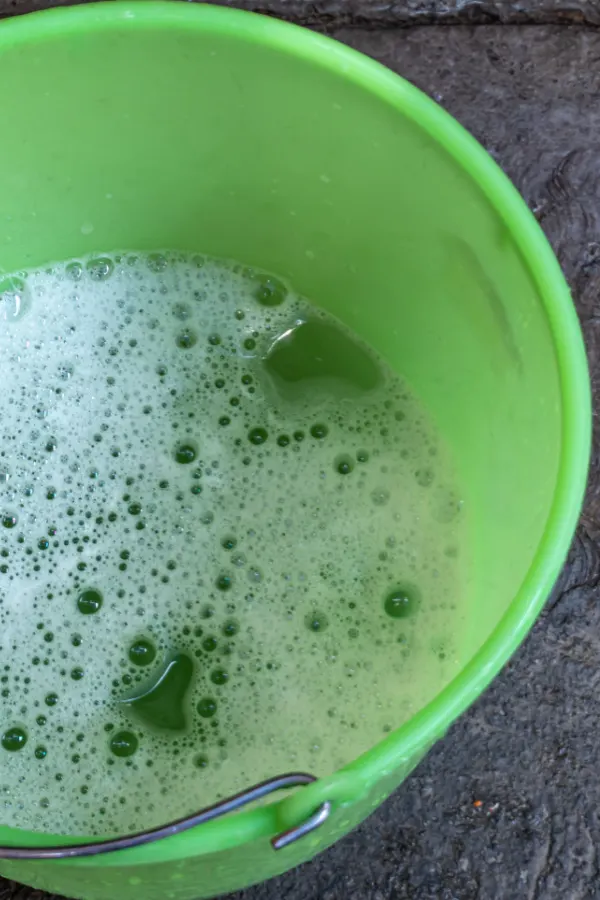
0 0 590 863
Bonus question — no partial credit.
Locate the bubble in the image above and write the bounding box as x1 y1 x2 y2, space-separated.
71 667 84 681
221 535 237 550
356 449 369 463
210 668 229 686
197 697 217 719
432 639 448 661
215 574 233 592
1 513 17 529
174 443 197 465
1 727 27 752
86 257 114 281
65 261 83 281
310 423 328 440
175 329 198 349
248 427 268 445
305 611 329 632
35 746 47 760
77 588 103 615
194 753 209 769
172 303 191 321
434 489 463 523
110 731 139 758
0 276 29 323
147 253 168 273
58 362 74 380
335 454 354 475
208 333 221 346
415 467 435 487
45 693 58 707
253 274 287 307
222 619 239 637
371 488 390 507
384 585 420 619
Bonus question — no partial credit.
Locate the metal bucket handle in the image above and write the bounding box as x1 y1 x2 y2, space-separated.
0 772 331 859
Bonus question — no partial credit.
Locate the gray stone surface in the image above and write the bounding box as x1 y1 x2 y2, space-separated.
2 20 600 900
1 0 600 26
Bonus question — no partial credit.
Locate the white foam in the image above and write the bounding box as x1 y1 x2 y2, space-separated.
0 252 465 836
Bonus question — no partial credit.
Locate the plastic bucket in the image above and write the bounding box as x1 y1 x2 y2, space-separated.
0 3 590 898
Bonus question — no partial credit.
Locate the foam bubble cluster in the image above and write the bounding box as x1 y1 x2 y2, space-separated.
0 251 465 836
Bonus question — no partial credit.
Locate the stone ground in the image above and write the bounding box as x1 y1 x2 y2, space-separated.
2 4 600 900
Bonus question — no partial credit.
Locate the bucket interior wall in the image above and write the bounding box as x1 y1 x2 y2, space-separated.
0 9 561 890
0 18 561 652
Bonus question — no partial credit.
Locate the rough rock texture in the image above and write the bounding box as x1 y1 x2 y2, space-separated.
2 0 600 26
2 21 600 900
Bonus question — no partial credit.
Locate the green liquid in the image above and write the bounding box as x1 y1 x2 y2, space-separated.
122 654 194 733
265 318 382 401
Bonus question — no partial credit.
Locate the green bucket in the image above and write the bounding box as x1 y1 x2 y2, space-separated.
0 3 590 898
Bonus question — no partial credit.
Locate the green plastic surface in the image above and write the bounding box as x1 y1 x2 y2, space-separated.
0 3 590 898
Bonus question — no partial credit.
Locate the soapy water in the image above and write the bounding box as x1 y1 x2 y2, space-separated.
0 251 465 835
